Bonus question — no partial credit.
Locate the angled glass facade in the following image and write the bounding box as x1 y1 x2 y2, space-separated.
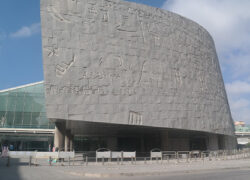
0 82 54 129
235 125 250 132
0 82 54 151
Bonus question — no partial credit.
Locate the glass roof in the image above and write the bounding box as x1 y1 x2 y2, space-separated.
0 82 54 129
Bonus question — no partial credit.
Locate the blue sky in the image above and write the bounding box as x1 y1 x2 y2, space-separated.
0 0 165 90
0 0 42 89
0 0 250 123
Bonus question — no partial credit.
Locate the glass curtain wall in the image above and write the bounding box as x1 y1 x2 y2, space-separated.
0 82 54 129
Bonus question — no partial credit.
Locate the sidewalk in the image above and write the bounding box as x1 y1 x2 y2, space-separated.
63 159 250 178
1 157 250 179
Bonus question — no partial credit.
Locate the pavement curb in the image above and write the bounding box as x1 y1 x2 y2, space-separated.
68 165 250 178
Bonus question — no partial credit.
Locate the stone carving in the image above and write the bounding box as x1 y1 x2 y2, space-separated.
116 14 138 32
84 2 98 23
128 111 142 125
45 48 58 57
47 6 71 23
41 0 235 136
56 55 75 77
100 54 123 70
101 10 109 22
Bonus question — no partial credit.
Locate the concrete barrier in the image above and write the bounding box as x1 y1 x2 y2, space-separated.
59 151 75 158
35 152 59 159
177 151 190 163
150 152 162 162
123 151 136 164
96 151 111 163
8 151 75 159
111 151 122 159
150 152 162 158
95 151 136 164
7 151 75 166
122 152 136 158
150 149 162 162
162 151 177 160
8 151 36 158
96 151 111 159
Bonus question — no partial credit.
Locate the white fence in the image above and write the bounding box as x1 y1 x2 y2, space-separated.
123 151 136 158
96 151 111 159
111 151 122 158
150 152 162 160
4 148 250 167
58 152 75 159
96 151 136 162
8 151 75 159
8 151 36 158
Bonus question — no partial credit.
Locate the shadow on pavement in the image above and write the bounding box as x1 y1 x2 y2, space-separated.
0 158 26 180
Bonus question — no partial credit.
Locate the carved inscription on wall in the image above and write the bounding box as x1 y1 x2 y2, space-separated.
128 111 142 125
56 55 76 77
41 0 234 135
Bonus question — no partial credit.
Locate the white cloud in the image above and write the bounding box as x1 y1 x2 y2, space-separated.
226 81 250 122
163 0 250 54
231 106 250 123
162 0 250 123
230 99 250 110
227 97 250 122
226 81 250 94
223 52 250 80
162 0 250 79
10 23 41 38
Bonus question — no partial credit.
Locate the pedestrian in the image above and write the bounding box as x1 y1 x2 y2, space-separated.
9 144 14 151
1 145 9 157
49 144 52 152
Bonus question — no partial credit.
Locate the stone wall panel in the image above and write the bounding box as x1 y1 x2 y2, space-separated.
41 0 234 136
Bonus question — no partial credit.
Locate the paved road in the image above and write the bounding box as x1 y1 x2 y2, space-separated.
115 168 250 180
1 166 250 180
1 157 250 180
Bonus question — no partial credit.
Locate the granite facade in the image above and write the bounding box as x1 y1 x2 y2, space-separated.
40 0 235 136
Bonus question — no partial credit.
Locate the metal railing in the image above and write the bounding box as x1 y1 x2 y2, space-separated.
1 148 250 167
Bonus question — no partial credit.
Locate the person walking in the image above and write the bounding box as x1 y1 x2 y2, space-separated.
48 144 52 152
1 144 9 157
